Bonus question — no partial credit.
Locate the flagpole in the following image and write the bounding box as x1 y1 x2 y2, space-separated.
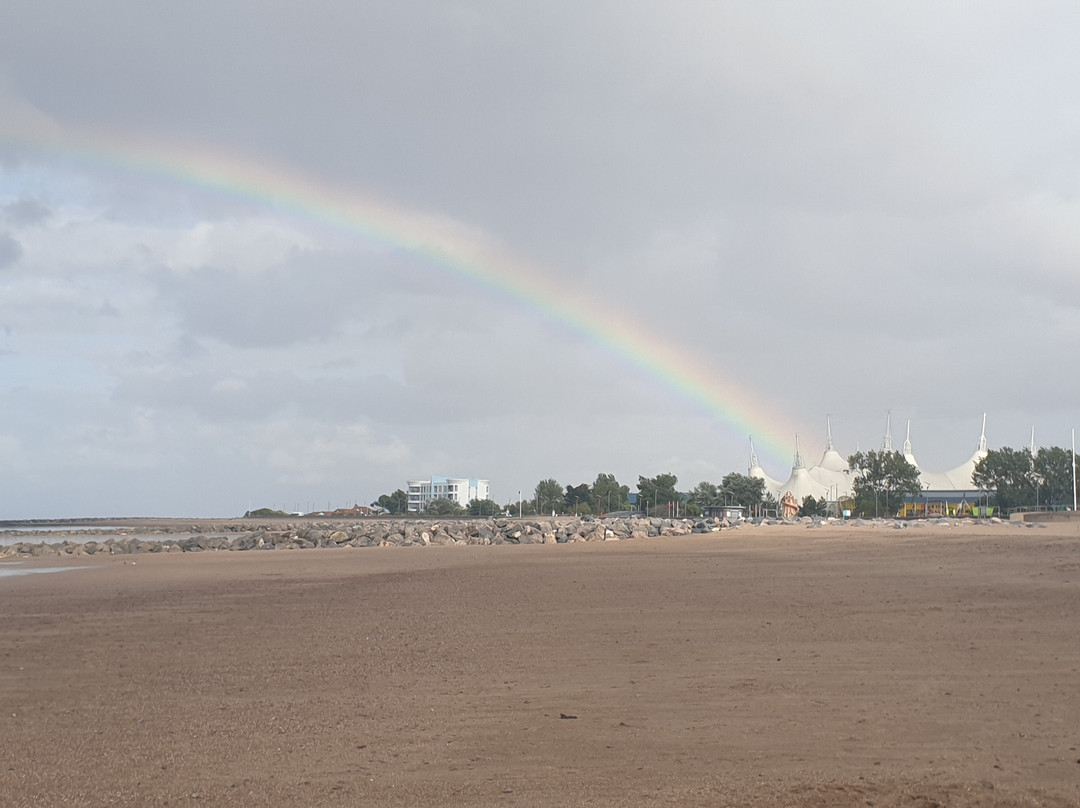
1072 428 1077 512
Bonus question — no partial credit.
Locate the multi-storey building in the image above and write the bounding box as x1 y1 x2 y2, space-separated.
406 476 490 513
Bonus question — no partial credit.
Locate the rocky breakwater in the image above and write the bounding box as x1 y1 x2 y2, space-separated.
0 516 728 558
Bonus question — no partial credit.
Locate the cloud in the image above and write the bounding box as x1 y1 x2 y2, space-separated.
261 421 414 488
1 2 1078 516
2 198 51 225
0 232 21 269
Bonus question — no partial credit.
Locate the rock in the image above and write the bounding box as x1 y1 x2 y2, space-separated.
231 534 260 551
0 514 749 558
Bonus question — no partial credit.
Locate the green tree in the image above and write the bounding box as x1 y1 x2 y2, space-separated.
638 473 679 515
848 450 923 517
798 495 828 518
971 446 1068 511
534 478 563 515
592 473 630 514
1033 446 1078 508
426 497 464 516
762 491 778 516
467 498 500 516
371 489 409 515
687 481 720 509
564 483 592 511
508 498 538 516
719 472 766 512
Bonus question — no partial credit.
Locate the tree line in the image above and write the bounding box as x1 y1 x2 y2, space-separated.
816 446 1077 518
372 471 771 518
370 445 1078 519
822 446 1077 518
972 445 1077 512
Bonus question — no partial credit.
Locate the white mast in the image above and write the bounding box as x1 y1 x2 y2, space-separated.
882 411 893 453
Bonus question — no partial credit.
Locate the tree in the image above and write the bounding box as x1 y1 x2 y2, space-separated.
638 473 679 515
371 489 409 515
848 450 922 517
687 481 720 509
973 446 1077 512
564 483 592 511
534 478 563 515
467 498 500 516
426 497 463 516
973 447 1036 512
762 491 778 517
719 472 766 512
798 495 828 518
509 498 538 517
1033 446 1077 508
592 473 630 514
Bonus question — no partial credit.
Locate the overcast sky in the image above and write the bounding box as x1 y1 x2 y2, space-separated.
1 2 1078 518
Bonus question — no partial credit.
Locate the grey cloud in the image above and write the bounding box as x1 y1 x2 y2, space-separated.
151 243 501 350
0 4 981 259
1 2 1078 516
155 257 372 350
3 198 51 225
0 232 22 269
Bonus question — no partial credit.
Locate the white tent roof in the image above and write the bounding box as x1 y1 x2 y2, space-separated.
914 447 987 491
749 415 990 501
747 437 785 496
749 463 784 495
807 462 853 498
904 416 988 491
777 465 829 501
817 448 849 473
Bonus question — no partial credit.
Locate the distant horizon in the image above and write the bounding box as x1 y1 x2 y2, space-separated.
3 431 1075 522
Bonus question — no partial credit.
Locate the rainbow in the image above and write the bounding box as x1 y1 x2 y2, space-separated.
3 123 801 464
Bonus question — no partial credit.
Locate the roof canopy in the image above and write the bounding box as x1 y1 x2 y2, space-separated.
749 415 988 501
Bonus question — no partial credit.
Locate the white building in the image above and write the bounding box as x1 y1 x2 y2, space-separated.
407 476 490 513
749 414 990 503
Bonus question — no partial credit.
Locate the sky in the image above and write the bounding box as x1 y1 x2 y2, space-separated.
1 2 1078 518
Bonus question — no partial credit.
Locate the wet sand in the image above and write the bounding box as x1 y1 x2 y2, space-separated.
2 522 1079 806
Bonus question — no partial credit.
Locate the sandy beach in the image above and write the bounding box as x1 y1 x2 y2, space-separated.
2 521 1079 806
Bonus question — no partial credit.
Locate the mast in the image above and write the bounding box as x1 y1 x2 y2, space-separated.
1073 428 1077 512
882 411 893 453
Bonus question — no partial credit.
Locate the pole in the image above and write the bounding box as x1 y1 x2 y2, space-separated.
1067 429 1075 512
